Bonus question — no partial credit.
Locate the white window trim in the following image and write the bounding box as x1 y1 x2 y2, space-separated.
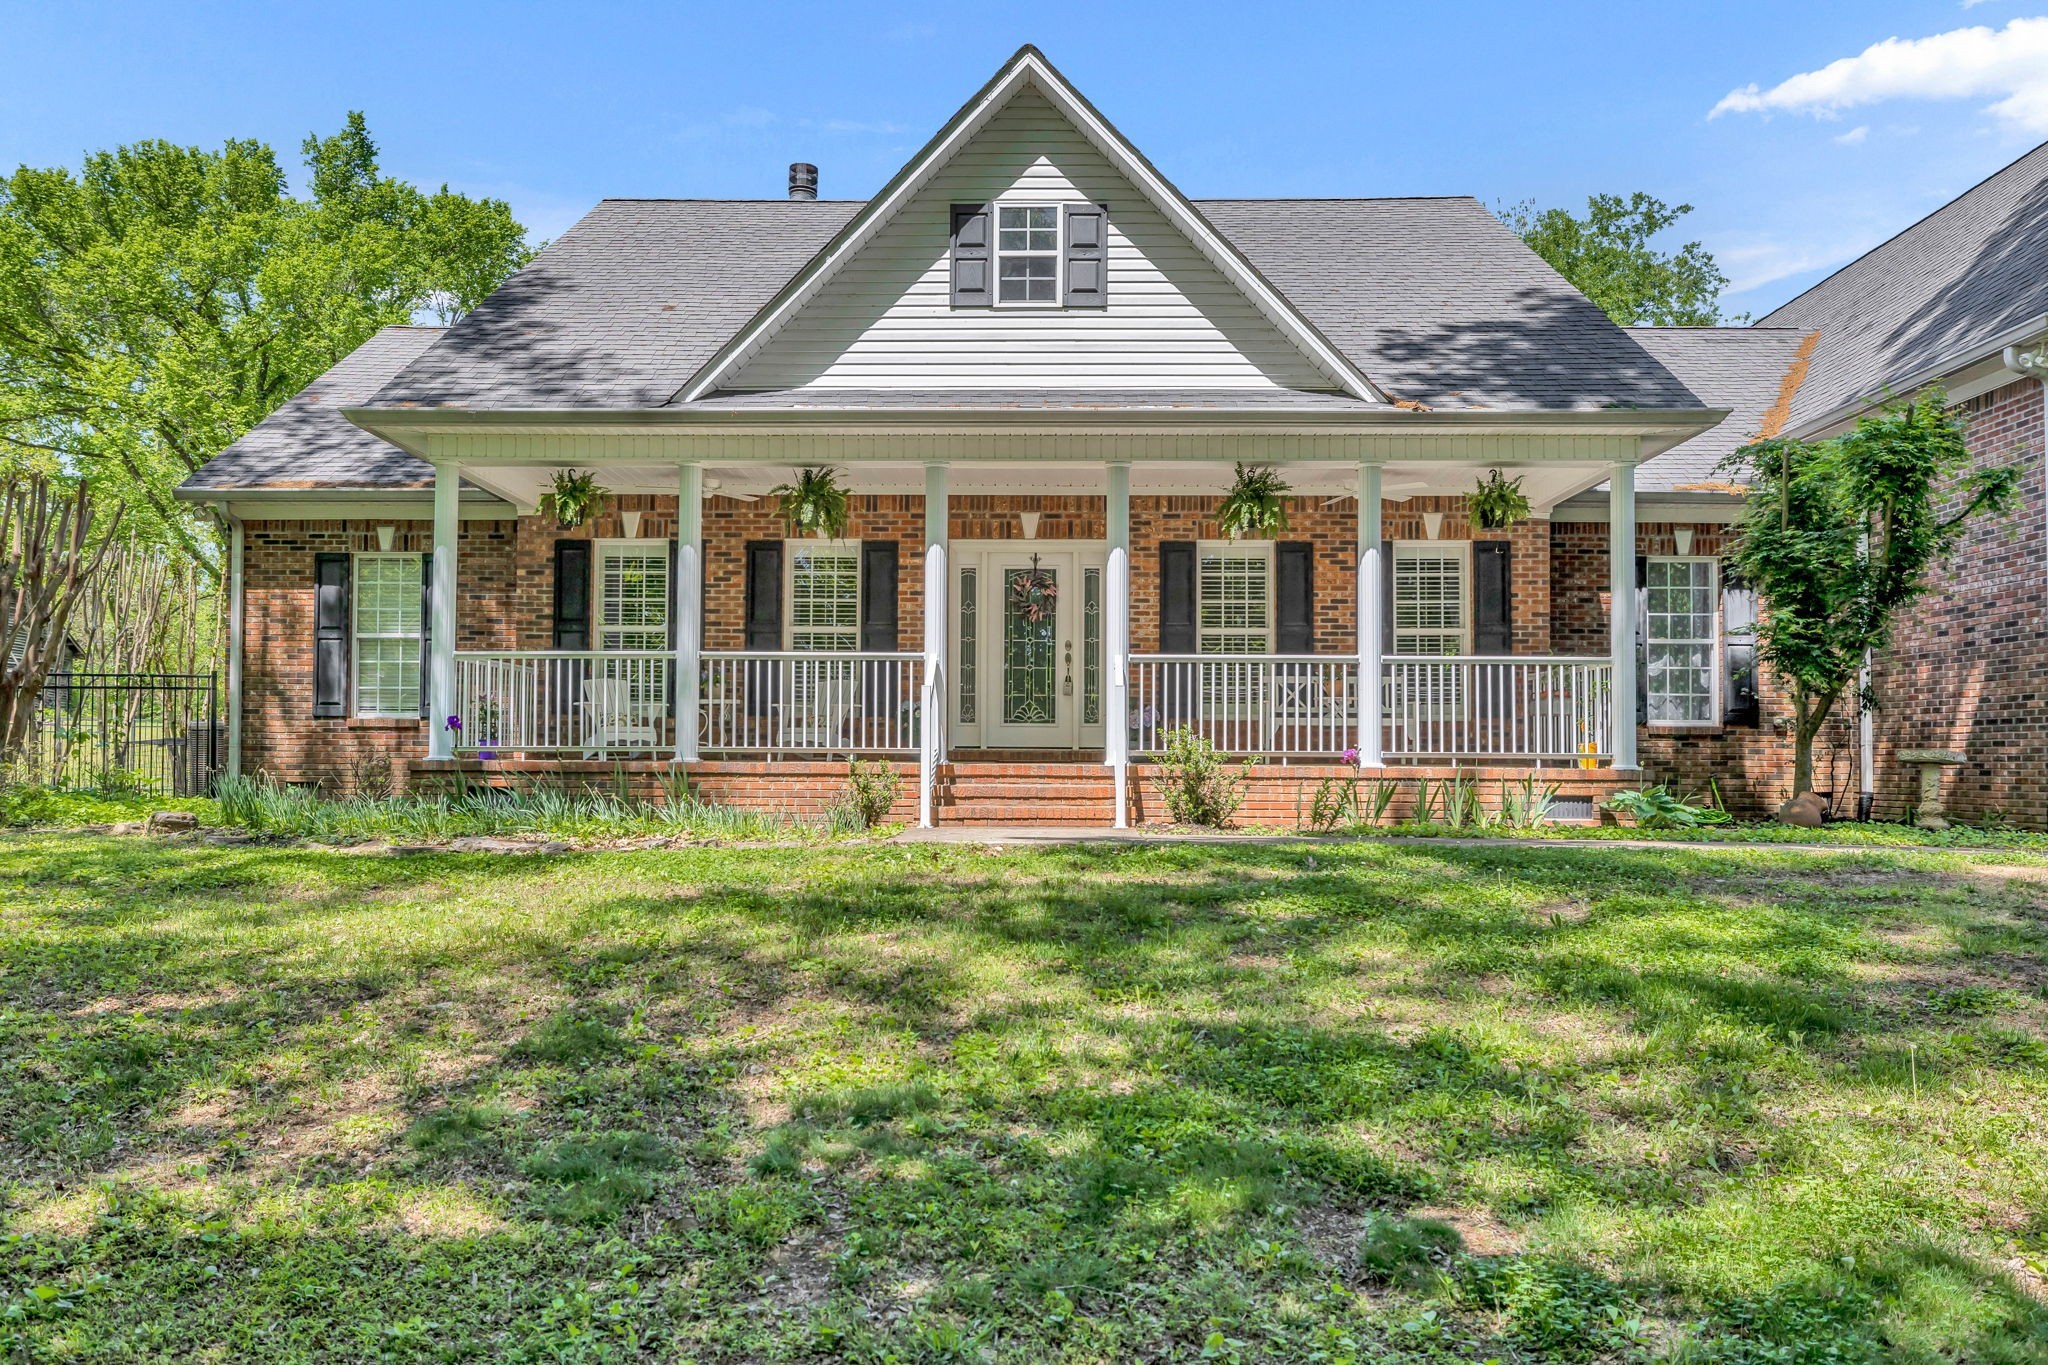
1195 539 1275 655
784 539 863 652
593 538 672 653
1391 540 1473 657
993 201 1063 308
351 551 421 719
1644 554 1720 727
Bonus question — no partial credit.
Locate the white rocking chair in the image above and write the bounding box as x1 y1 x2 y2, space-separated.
580 677 660 756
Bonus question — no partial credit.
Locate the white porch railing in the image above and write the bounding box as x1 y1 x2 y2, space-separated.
1125 654 1613 762
701 651 923 754
450 649 923 755
1127 655 1360 758
451 650 673 754
1383 657 1611 761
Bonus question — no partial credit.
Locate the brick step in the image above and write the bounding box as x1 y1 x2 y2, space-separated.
939 805 1120 825
935 782 1114 800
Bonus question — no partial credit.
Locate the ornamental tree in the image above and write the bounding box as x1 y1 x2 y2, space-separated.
1727 391 2019 806
1499 192 1738 326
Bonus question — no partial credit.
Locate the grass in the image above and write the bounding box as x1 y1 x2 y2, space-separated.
0 834 2044 1361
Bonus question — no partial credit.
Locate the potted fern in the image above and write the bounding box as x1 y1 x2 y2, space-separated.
772 467 851 538
1215 464 1291 539
541 470 606 530
1468 468 1531 531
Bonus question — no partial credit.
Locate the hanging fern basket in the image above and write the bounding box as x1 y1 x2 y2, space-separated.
542 470 607 530
1468 468 1531 531
1215 463 1292 539
771 467 851 539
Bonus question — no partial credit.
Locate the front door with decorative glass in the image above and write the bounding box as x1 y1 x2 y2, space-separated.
950 544 1107 750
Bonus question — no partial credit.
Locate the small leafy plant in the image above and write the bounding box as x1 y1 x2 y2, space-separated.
541 469 606 529
1605 783 1731 828
1467 467 1531 530
1151 726 1253 828
1215 464 1291 539
772 466 851 539
845 758 902 829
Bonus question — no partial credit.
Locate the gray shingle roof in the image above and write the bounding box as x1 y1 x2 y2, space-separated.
1625 327 1817 492
363 196 1703 415
179 326 444 493
1197 198 1701 411
1759 139 2048 432
369 200 861 410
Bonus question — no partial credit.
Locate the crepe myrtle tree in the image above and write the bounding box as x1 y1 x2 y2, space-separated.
1727 390 2019 808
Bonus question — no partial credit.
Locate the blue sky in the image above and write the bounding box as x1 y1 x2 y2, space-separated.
5 1 2046 317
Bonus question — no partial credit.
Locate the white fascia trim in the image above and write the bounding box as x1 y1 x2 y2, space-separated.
674 48 1384 405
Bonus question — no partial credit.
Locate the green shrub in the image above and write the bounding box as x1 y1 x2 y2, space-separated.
1606 783 1732 829
1151 726 1252 828
845 759 903 829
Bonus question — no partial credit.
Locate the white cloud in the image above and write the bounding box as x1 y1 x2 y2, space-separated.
1711 16 2048 134
1712 230 1894 296
1834 124 1871 143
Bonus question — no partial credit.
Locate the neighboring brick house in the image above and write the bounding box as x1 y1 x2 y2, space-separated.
176 46 2046 826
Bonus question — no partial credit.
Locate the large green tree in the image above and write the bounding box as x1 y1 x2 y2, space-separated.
1500 191 1737 326
0 114 532 562
1728 392 2019 806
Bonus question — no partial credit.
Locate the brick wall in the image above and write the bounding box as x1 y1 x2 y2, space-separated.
1867 379 2047 826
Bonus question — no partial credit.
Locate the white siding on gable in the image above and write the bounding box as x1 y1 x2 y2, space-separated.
725 87 1339 393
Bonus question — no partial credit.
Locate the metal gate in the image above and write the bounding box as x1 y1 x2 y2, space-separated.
17 672 222 796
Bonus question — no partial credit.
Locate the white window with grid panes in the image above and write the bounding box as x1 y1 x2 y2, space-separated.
597 543 670 651
1197 545 1273 654
353 553 421 718
786 543 860 650
1645 557 1717 723
996 205 1059 304
1392 544 1469 655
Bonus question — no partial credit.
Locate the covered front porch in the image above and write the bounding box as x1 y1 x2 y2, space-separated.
404 444 1648 828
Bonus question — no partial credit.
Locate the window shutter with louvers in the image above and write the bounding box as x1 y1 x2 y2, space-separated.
743 540 784 717
950 204 991 306
1063 203 1107 307
1159 542 1197 653
552 540 592 650
1474 541 1512 655
313 553 350 719
1634 554 1648 727
1275 542 1314 654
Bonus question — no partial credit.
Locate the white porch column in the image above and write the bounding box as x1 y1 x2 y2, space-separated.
428 460 459 760
919 463 950 828
1356 462 1384 767
1106 462 1132 828
1608 461 1639 770
675 462 704 763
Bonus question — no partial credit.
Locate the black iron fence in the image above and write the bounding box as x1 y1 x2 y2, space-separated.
16 672 222 796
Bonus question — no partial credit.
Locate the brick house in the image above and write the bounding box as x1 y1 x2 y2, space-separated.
175 47 2046 826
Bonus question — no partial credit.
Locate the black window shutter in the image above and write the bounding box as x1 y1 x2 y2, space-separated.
1159 541 1197 653
1721 564 1761 727
666 538 680 709
552 540 592 650
1275 542 1314 654
950 204 991 306
743 540 784 717
1063 203 1108 307
860 540 900 714
1474 541 1512 655
418 551 434 718
1634 554 1649 726
313 553 350 719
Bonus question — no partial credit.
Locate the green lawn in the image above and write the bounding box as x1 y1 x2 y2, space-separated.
1 834 2045 1362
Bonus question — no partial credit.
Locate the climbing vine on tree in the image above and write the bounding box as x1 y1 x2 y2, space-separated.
1727 391 2019 809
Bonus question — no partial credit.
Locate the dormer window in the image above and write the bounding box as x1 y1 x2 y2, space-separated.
949 202 1107 309
997 206 1060 303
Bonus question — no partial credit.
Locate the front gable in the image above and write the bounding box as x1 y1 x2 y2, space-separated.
691 49 1379 401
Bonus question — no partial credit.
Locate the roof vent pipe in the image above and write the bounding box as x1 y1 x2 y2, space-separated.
788 163 818 201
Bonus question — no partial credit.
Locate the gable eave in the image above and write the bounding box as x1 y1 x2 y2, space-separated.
672 45 1386 405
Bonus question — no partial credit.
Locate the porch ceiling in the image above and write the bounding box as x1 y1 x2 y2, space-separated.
458 460 1614 514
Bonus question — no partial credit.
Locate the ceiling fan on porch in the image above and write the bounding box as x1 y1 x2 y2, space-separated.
703 477 761 502
1319 479 1430 508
